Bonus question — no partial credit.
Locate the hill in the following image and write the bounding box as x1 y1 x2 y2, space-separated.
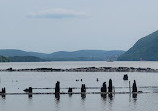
46 50 124 61
0 55 9 62
0 49 124 61
118 30 158 61
8 56 46 62
0 49 47 58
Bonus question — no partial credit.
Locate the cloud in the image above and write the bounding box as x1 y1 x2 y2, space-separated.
28 9 88 19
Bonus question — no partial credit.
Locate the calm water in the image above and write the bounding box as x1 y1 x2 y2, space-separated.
0 61 158 111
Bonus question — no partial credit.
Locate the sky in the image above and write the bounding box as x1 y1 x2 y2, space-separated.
0 0 158 53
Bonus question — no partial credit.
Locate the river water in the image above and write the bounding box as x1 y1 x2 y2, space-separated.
0 61 158 111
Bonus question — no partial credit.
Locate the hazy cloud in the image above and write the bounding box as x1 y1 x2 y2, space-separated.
28 9 88 19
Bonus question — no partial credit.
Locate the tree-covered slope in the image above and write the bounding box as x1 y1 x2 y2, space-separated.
0 49 47 58
8 56 46 62
0 55 9 62
0 49 124 61
118 30 158 61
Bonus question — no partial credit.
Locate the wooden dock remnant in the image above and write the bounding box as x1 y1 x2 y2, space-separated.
68 88 73 96
132 80 137 92
0 87 6 98
132 80 137 98
108 79 113 93
81 84 86 93
28 87 32 98
55 81 60 94
55 81 60 100
101 82 107 93
123 74 128 80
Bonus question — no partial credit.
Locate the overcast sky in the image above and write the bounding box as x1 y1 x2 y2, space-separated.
0 0 158 53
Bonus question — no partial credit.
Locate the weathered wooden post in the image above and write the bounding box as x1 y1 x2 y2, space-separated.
81 84 86 93
81 84 86 99
108 79 113 99
101 82 107 98
68 88 73 96
28 87 32 98
132 80 137 92
68 88 72 93
132 80 137 98
1 87 6 98
123 74 128 80
28 87 32 93
108 79 113 93
101 82 107 93
129 81 131 93
55 81 60 100
55 81 60 94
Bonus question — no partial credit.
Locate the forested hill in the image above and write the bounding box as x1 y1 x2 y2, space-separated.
118 30 158 61
0 55 9 62
0 49 124 61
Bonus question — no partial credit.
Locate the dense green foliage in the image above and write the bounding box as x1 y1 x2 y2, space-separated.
9 56 46 62
0 55 9 62
118 30 158 61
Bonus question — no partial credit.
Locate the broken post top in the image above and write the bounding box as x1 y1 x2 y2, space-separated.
81 84 86 92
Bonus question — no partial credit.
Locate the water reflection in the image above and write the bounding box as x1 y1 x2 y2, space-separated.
55 93 60 100
1 94 6 99
28 93 32 99
107 94 113 111
68 93 72 97
132 93 137 104
54 94 60 111
108 94 113 100
101 94 107 99
132 94 137 99
81 93 86 100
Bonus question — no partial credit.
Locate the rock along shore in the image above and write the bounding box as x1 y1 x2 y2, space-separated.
1 67 158 72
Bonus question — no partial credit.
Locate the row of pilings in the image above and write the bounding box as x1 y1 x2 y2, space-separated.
0 79 138 99
54 79 138 99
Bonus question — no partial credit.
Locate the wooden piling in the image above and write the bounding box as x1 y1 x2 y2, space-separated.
28 87 32 98
108 79 113 93
55 81 60 94
101 82 107 93
81 84 86 93
132 80 137 92
68 88 72 94
28 87 32 93
129 81 131 93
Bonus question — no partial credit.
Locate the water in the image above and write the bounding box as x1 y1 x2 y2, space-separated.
0 61 158 111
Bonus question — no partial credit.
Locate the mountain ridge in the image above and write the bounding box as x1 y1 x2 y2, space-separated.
118 30 158 61
0 49 124 61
